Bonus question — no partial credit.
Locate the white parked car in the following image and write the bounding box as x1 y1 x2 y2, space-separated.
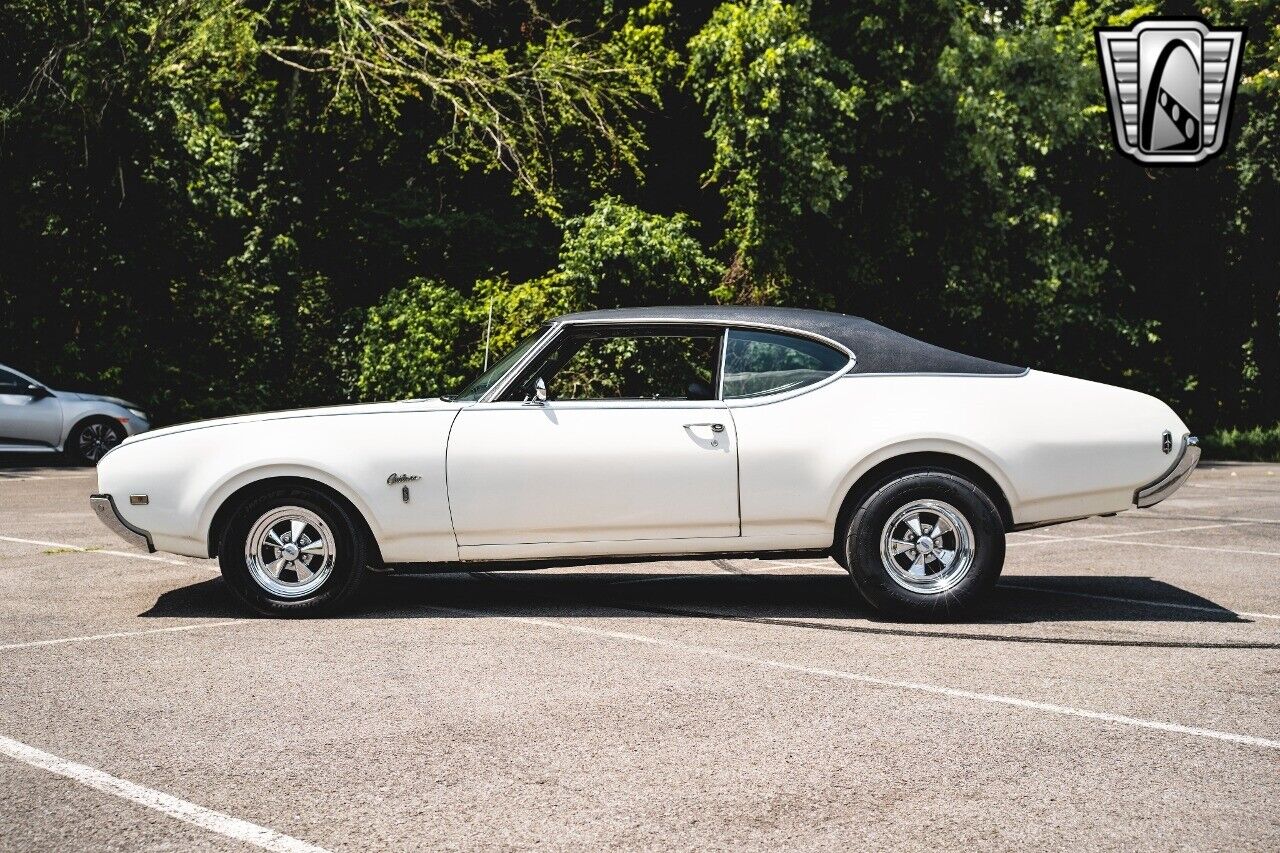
0 363 151 465
91 307 1199 617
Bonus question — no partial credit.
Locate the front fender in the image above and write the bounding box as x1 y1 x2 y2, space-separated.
96 409 457 561
197 462 385 557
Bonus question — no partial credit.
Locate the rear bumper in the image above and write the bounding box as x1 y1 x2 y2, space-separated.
89 494 155 552
1134 435 1200 508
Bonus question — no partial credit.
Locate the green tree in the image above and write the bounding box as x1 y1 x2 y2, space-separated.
688 0 862 302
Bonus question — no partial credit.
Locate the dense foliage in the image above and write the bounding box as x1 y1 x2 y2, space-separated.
2 1 1278 438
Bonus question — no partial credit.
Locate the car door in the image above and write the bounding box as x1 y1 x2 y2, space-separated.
446 324 740 549
0 367 62 448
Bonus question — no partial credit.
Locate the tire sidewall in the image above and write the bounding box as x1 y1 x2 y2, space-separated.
219 487 365 616
844 471 1005 618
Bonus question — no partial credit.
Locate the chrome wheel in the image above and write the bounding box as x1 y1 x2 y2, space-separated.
77 422 122 463
879 499 975 595
244 506 335 599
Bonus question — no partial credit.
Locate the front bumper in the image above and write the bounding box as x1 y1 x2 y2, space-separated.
1134 435 1200 508
89 494 155 552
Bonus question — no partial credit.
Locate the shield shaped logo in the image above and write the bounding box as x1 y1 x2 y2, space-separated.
1096 18 1246 165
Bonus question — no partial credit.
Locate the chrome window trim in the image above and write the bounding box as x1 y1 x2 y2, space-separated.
553 316 855 360
476 316 858 406
720 325 855 407
478 322 564 403
844 368 1032 380
716 327 730 401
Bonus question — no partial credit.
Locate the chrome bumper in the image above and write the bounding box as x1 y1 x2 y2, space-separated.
89 494 155 552
1134 435 1200 508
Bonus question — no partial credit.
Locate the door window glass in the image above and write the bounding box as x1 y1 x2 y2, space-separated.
454 328 548 402
0 369 27 394
504 325 722 401
722 329 847 399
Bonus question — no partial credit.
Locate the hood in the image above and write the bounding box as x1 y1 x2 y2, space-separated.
122 397 466 445
58 391 142 410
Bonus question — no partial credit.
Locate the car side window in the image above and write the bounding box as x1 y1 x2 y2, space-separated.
722 329 848 399
503 325 723 402
0 369 27 394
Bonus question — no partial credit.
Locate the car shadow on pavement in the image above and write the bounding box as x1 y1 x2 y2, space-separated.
0 454 81 470
141 570 1259 629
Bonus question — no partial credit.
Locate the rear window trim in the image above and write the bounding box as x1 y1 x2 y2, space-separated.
720 325 854 405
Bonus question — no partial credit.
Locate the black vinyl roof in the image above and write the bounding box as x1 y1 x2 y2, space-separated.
556 306 1026 376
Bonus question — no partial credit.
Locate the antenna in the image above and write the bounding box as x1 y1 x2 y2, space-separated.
483 296 494 370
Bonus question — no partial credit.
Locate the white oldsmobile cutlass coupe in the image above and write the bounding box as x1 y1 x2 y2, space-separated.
91 307 1199 618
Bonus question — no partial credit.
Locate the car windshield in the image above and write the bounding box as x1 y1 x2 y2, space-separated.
453 328 548 402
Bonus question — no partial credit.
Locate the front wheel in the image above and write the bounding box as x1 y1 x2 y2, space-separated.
219 487 366 616
68 418 125 466
841 471 1005 618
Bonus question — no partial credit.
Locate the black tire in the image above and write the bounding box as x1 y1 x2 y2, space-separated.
218 486 366 616
67 417 126 466
840 470 1005 619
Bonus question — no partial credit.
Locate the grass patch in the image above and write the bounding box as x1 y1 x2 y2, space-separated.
42 546 101 556
1199 423 1280 462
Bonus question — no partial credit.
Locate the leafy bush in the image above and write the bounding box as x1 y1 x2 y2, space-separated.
1199 425 1280 463
355 198 721 400
355 279 471 401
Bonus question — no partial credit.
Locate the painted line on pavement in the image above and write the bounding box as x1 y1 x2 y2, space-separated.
1006 521 1250 547
0 735 330 853
0 620 246 652
1134 512 1280 526
751 559 845 573
436 606 1280 751
0 535 197 568
0 473 94 482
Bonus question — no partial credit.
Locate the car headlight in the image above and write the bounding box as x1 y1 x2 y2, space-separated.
127 407 148 421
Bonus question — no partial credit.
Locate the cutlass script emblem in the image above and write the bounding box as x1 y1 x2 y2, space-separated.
387 473 421 485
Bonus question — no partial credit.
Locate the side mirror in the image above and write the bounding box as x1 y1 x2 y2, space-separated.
524 377 548 406
26 384 50 400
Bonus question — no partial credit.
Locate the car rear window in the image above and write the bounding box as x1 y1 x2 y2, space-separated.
722 329 848 399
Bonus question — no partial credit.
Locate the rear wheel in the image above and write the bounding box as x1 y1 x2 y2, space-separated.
840 471 1004 618
218 487 366 616
68 418 125 466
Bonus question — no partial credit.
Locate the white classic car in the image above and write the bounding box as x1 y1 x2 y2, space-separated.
91 307 1199 617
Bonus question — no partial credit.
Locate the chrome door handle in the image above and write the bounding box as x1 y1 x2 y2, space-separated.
684 422 725 433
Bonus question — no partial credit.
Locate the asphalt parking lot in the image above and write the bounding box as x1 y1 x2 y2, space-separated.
1 462 1278 851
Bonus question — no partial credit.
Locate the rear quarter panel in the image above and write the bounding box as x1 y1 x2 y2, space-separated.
729 369 1187 541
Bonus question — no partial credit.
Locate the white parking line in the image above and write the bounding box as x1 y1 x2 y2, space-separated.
997 583 1280 621
1007 521 1250 547
0 535 195 568
1011 536 1280 559
0 473 94 482
1083 538 1280 558
751 559 845 573
0 620 246 652
0 735 330 853
1135 512 1280 526
1185 482 1280 491
434 607 1280 750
